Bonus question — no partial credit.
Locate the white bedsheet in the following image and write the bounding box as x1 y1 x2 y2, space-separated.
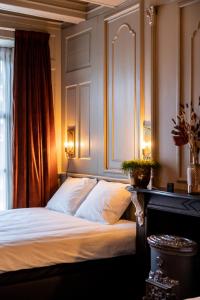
0 208 136 273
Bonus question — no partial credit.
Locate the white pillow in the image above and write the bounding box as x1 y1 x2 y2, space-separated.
46 177 97 215
75 180 131 224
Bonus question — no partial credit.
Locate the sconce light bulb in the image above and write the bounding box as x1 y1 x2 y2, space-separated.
141 140 151 149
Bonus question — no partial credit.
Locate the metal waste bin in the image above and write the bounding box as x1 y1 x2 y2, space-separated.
144 235 198 300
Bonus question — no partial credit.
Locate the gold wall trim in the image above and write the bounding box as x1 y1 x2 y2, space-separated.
111 23 136 162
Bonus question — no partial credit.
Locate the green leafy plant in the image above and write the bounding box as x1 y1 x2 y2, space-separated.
122 159 160 188
121 159 160 174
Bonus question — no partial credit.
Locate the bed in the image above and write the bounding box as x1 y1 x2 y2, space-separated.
0 177 140 300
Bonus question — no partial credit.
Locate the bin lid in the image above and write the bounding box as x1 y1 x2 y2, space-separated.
147 235 198 253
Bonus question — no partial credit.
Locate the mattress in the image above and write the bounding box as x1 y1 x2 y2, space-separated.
0 208 136 273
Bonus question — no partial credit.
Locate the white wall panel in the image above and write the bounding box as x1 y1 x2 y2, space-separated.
62 18 98 174
179 3 200 182
61 0 200 186
192 23 200 107
66 86 77 128
66 31 91 73
155 4 179 188
106 6 140 171
79 83 91 158
154 1 200 189
111 25 136 163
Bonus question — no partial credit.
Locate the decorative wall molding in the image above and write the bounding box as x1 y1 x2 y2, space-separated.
105 5 140 172
66 30 91 73
65 85 77 128
147 5 157 161
62 17 98 174
112 23 135 41
65 84 78 162
79 82 91 159
146 5 156 27
111 23 136 163
65 82 91 160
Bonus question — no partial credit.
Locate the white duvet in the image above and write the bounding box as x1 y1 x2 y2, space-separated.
0 208 136 273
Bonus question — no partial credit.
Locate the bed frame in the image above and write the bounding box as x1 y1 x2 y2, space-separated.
0 255 141 300
0 174 142 300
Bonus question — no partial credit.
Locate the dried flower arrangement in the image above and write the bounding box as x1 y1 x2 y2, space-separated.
171 99 200 164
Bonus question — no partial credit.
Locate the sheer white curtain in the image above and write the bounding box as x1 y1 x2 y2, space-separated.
0 46 13 210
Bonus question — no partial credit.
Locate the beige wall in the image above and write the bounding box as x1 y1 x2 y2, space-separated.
151 1 200 189
1 0 200 189
62 0 200 188
62 0 142 180
0 13 62 172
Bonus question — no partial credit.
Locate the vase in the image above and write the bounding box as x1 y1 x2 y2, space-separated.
187 163 200 194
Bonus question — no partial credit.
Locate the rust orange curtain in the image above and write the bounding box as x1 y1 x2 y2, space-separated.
13 30 58 208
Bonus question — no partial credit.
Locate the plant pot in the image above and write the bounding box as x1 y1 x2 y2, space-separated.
129 168 151 188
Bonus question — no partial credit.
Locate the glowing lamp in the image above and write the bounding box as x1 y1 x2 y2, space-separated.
64 127 75 158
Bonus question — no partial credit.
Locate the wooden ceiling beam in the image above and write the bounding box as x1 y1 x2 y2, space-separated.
0 0 86 23
78 0 126 7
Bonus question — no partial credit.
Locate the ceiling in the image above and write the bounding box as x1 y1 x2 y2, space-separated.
0 0 127 24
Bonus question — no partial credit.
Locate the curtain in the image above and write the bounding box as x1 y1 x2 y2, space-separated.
13 30 58 208
0 47 13 209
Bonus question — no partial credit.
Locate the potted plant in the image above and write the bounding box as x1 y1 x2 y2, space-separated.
122 159 160 188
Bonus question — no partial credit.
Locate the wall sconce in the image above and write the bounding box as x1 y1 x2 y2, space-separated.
142 140 151 160
64 126 75 158
142 121 151 160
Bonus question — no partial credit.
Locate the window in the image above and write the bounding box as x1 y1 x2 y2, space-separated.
0 42 14 210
